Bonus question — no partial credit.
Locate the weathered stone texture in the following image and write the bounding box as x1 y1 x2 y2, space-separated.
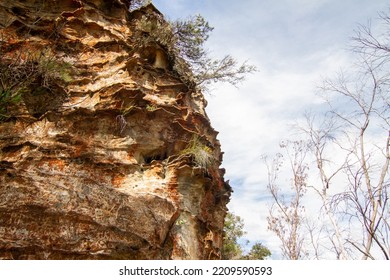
0 0 231 259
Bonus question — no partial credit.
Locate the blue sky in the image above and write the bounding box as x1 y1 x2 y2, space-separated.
152 0 389 258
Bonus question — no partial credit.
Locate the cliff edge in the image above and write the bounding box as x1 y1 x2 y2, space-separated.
0 0 231 259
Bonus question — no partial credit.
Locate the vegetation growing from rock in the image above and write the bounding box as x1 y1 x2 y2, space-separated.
180 135 214 170
133 2 257 91
0 47 73 121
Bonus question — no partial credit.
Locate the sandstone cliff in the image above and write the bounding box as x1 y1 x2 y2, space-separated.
0 0 231 259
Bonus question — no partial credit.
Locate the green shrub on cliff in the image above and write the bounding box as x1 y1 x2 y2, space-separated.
133 1 257 91
0 48 73 121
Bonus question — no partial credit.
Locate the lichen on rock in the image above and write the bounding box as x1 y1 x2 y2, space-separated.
0 0 231 259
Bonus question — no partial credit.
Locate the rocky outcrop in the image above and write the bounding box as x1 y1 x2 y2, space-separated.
0 0 231 259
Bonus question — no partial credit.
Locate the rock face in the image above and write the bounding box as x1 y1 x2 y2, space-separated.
0 0 231 259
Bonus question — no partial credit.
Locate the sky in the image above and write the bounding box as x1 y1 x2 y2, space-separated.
152 0 389 258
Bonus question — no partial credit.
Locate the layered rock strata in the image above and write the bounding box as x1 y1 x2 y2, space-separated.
0 0 231 259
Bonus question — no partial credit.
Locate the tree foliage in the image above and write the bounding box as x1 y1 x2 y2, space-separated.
222 212 271 260
222 212 246 260
243 242 272 260
171 14 213 65
132 1 257 91
170 14 257 90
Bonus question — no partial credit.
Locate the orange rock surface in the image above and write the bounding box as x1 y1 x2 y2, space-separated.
0 0 230 259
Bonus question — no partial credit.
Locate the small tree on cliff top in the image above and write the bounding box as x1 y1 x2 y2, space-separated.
170 14 257 90
132 1 257 91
